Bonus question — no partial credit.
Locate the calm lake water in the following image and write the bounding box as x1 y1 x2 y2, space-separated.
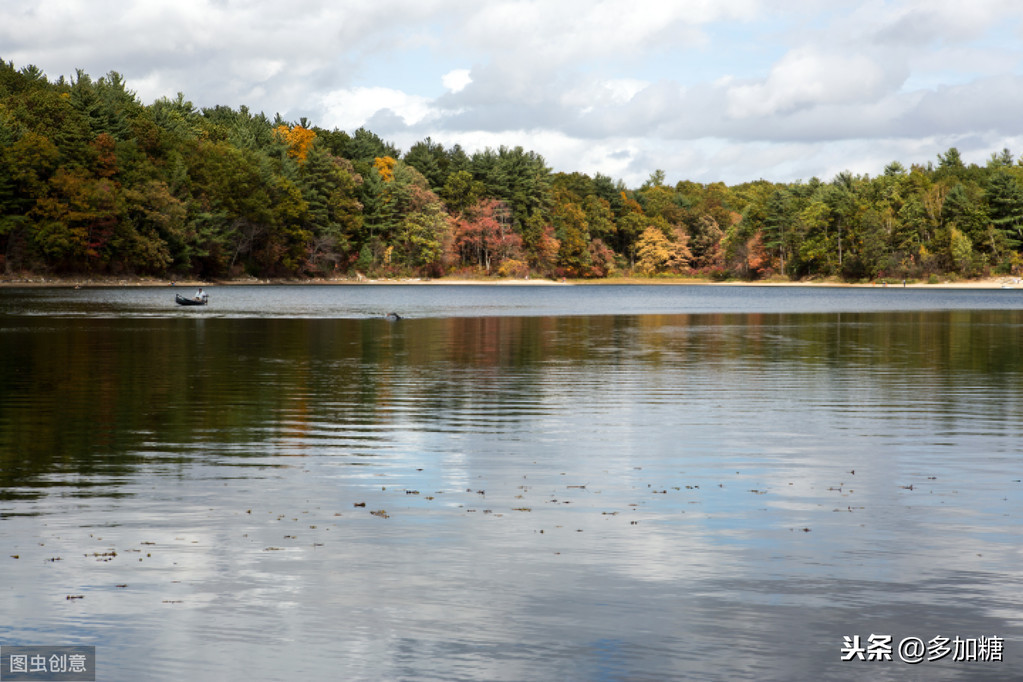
1 284 1022 681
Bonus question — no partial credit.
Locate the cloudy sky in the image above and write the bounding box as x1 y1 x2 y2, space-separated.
3 0 1023 186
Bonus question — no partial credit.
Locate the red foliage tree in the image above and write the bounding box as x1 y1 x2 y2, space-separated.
454 199 523 273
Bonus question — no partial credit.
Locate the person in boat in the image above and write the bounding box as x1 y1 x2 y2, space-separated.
195 287 207 302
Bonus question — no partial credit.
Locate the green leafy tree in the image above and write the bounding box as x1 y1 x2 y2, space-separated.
795 196 834 276
118 180 185 273
936 147 966 180
949 227 973 274
440 169 484 215
29 168 120 270
762 189 794 275
582 194 616 245
396 201 452 273
343 127 399 164
986 169 1023 251
299 148 363 273
471 146 552 232
943 183 993 256
403 137 448 192
551 194 590 276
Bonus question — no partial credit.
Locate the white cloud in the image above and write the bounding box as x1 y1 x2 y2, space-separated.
231 58 286 84
863 0 1019 46
560 78 651 115
321 87 435 131
603 79 649 104
725 47 894 118
442 69 472 93
460 0 759 63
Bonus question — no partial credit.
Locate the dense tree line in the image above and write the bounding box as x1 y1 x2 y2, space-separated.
3 61 1023 281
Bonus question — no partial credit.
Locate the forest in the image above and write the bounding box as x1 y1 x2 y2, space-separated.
3 61 1023 282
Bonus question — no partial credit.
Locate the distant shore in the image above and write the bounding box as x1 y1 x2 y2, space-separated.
0 274 1020 289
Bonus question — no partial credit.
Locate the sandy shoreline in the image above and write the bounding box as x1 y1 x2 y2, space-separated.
0 274 1020 289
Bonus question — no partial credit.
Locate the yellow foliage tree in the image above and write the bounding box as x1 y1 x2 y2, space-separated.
636 225 692 275
374 156 397 183
274 124 317 164
636 226 672 275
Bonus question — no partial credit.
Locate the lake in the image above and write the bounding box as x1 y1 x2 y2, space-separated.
1 284 1021 681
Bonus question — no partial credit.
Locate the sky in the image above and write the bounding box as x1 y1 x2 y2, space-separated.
3 0 1023 187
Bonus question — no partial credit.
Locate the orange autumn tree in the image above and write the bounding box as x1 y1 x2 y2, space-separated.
373 156 397 183
274 124 317 164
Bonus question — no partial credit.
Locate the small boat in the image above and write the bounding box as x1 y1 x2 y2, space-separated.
175 294 208 306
